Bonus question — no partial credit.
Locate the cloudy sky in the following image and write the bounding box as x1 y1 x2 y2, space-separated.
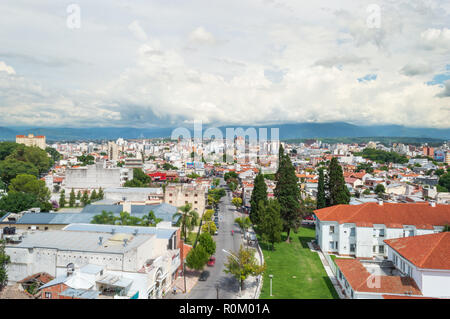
0 0 449 129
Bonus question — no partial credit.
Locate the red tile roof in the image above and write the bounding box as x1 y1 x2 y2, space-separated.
335 259 422 295
314 202 450 229
384 232 450 270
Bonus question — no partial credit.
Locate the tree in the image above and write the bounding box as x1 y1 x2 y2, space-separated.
133 168 151 185
59 189 66 208
7 145 52 174
0 192 40 213
8 174 50 203
250 173 267 224
91 211 116 224
202 209 215 221
375 184 385 195
142 210 163 226
197 232 216 256
81 190 90 206
76 190 82 200
235 216 252 236
124 179 145 187
0 142 20 161
317 168 326 209
0 240 11 289
98 187 104 200
90 189 98 202
363 188 371 195
186 244 209 270
46 147 62 163
0 158 39 185
201 221 217 235
258 199 283 250
223 245 266 291
274 151 301 242
174 203 199 242
232 197 243 210
326 157 350 206
438 173 450 192
69 188 76 207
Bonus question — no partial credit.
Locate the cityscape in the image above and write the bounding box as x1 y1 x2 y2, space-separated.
0 0 449 309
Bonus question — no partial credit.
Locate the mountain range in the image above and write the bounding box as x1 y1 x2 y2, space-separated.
0 122 448 142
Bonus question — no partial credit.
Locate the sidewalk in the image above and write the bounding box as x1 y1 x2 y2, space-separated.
308 241 346 299
236 223 264 299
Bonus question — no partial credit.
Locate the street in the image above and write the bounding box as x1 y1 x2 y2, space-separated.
173 178 244 299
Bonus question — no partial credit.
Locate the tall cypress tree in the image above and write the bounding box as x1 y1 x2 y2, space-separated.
317 168 326 209
326 157 350 206
69 188 76 207
274 153 301 242
250 173 267 225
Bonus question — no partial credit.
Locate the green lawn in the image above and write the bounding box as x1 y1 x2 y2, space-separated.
259 227 339 299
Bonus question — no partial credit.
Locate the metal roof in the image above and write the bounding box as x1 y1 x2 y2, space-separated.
63 223 177 240
12 230 154 253
104 187 163 194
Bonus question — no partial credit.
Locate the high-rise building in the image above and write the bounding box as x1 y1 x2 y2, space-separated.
16 134 46 149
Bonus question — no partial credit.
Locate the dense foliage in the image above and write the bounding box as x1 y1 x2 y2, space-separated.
354 148 408 164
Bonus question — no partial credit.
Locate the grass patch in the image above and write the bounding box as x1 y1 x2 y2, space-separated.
259 227 339 299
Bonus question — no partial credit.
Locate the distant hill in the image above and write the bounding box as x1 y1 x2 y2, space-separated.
0 122 448 142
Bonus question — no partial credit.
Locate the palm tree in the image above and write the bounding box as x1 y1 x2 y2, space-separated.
174 203 199 242
142 210 163 227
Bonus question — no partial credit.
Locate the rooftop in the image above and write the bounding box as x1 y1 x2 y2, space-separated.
384 232 450 270
314 202 450 229
335 258 422 296
9 230 154 254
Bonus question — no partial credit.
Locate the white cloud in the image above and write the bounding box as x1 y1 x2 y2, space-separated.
0 0 449 129
128 20 148 42
188 27 216 46
0 61 15 75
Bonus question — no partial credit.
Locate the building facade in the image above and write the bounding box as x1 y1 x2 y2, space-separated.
16 134 46 149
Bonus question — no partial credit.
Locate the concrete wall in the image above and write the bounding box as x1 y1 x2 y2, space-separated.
65 164 131 190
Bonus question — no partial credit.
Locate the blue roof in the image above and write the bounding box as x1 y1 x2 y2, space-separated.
39 275 68 290
16 203 180 225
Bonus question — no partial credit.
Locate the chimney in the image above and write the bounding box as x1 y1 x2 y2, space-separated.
429 201 436 207
378 199 383 206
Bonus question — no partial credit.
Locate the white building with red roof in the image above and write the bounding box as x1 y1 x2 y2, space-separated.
384 232 450 298
314 201 450 258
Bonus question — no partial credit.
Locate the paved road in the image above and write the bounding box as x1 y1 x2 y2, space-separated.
184 179 244 299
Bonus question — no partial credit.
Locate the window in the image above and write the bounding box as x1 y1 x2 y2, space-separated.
379 229 385 237
373 246 377 253
373 229 377 237
45 292 52 299
350 244 356 253
329 226 335 234
329 241 334 249
379 245 384 254
45 227 48 231
169 193 172 197
350 228 356 237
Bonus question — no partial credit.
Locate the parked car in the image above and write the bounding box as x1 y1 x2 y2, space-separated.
207 256 216 266
199 271 210 281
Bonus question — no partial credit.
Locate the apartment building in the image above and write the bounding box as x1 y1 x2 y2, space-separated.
16 134 46 149
164 184 206 213
314 201 449 258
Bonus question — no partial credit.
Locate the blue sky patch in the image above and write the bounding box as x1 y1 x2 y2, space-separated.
358 74 377 83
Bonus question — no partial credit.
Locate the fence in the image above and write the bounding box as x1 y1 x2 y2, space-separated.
323 252 337 276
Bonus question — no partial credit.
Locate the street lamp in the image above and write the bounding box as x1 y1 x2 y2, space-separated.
269 274 273 297
222 249 242 297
